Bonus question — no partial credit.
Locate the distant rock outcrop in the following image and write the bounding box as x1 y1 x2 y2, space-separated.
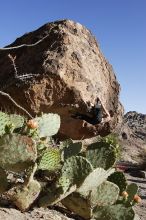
0 19 123 139
118 111 146 164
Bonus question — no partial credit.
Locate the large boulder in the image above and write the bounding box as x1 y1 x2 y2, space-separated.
0 19 123 139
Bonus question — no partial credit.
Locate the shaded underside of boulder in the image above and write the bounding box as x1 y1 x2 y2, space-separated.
0 19 123 139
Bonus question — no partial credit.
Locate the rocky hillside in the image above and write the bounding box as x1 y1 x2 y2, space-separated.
118 111 146 165
123 111 146 141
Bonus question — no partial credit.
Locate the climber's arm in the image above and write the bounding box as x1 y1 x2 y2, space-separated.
97 97 111 122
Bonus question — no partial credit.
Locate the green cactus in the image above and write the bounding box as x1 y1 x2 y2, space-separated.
92 204 135 220
107 171 127 194
77 168 115 196
60 140 82 160
62 192 92 219
100 134 121 159
90 181 119 207
126 183 138 203
60 156 93 188
59 139 73 150
36 140 48 156
37 148 62 172
39 156 93 207
0 111 11 136
0 110 140 220
39 184 77 207
0 134 37 172
62 181 119 219
0 112 25 135
0 168 8 193
8 179 41 211
34 113 60 138
7 163 41 211
86 141 117 170
62 168 116 219
9 114 25 130
58 175 72 193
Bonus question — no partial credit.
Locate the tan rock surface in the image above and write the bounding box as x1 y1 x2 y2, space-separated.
0 19 123 139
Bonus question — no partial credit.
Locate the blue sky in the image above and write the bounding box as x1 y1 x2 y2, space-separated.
0 0 146 113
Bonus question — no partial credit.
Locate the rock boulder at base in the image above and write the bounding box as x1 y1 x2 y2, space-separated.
0 19 123 139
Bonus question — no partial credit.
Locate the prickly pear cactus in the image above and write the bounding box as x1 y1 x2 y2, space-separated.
92 204 135 220
62 168 117 219
126 183 138 203
86 142 117 170
62 181 119 219
8 179 41 211
0 111 11 136
90 181 119 207
77 168 114 196
100 134 121 159
107 171 127 194
0 134 37 172
7 163 41 211
60 139 82 160
34 113 60 138
0 110 140 220
58 175 72 193
37 148 61 172
62 192 92 219
39 156 93 207
60 156 93 188
59 139 73 150
0 112 25 136
39 184 77 207
9 114 25 130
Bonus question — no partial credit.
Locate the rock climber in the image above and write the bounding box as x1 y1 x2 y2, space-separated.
71 97 111 125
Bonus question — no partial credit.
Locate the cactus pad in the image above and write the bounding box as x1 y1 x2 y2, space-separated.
90 181 119 207
39 155 93 207
8 179 41 211
0 111 11 136
61 156 93 188
61 140 82 160
9 114 25 130
126 183 138 203
92 204 135 220
39 184 77 207
77 168 114 196
37 148 61 172
86 142 117 170
34 113 60 138
59 139 73 150
0 134 37 172
108 171 127 194
62 192 92 219
62 181 119 219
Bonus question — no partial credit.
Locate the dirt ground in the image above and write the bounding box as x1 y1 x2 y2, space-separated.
0 206 75 220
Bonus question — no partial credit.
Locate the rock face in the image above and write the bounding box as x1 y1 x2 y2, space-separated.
118 111 146 164
0 19 123 139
